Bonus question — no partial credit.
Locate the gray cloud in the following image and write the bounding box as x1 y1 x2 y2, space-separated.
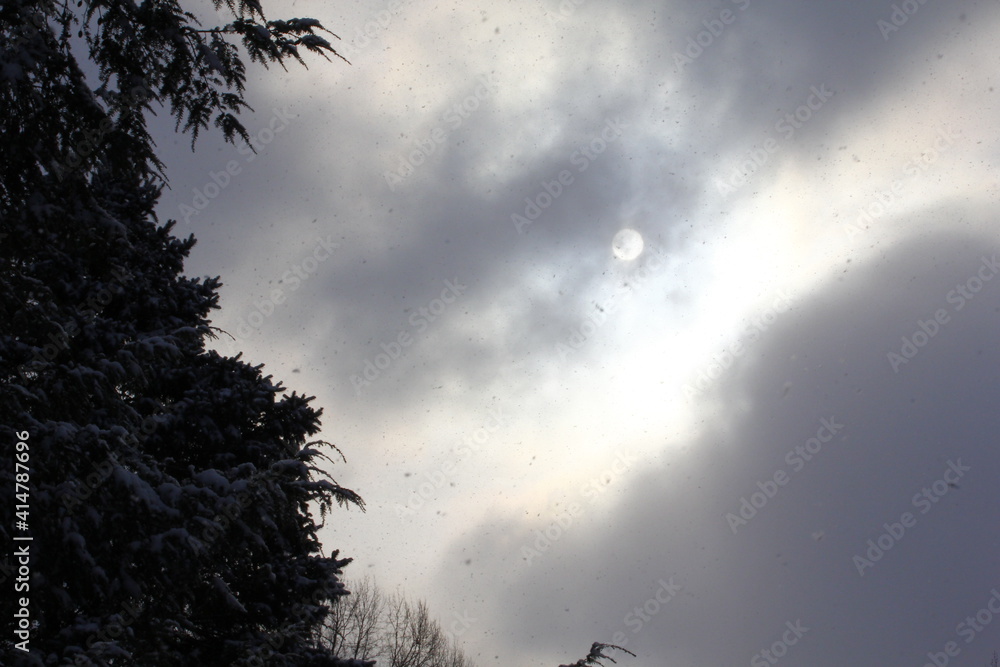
446 226 1000 666
144 0 1000 664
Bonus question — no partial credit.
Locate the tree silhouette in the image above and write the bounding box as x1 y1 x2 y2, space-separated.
1 0 360 664
1 0 346 213
558 642 635 667
322 576 477 667
1 0 634 665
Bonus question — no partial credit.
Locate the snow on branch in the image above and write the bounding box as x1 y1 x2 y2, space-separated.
559 642 636 667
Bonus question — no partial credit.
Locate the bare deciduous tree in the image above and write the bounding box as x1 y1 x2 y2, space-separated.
322 577 476 667
325 576 385 661
323 578 634 667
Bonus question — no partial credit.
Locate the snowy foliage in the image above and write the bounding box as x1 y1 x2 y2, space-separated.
1 0 633 665
0 170 366 663
1 1 361 664
0 0 345 216
558 643 635 667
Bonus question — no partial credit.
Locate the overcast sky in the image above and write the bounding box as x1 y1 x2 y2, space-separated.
152 0 1000 664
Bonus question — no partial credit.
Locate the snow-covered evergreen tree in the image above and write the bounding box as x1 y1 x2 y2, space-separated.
1 1 364 665
1 1 632 665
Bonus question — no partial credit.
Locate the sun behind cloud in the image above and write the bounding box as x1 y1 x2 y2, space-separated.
612 228 644 260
